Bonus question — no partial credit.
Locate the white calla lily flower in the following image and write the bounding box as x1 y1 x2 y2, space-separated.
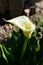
3 16 36 61
3 16 35 38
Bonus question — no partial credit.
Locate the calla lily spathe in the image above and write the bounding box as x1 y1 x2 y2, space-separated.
3 16 35 38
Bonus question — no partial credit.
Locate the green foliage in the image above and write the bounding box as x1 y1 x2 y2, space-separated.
0 19 43 65
39 19 43 27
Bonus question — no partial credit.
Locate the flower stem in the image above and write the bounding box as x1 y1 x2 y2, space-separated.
20 37 28 61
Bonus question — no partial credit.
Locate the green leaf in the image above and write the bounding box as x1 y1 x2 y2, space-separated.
35 40 40 52
0 44 8 63
39 19 43 27
2 45 14 60
29 33 40 52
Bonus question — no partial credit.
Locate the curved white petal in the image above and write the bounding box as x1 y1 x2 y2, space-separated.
4 16 35 37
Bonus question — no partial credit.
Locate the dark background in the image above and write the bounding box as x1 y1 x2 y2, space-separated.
0 0 41 19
